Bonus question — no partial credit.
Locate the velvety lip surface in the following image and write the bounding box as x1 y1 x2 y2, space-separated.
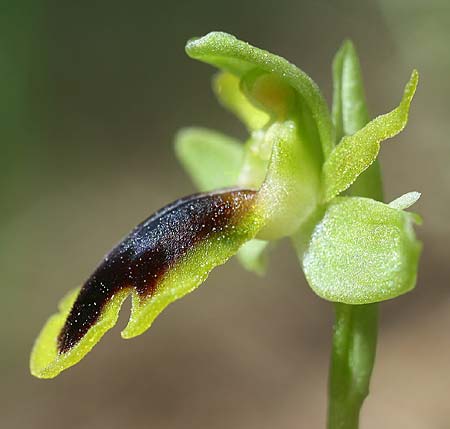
58 189 257 353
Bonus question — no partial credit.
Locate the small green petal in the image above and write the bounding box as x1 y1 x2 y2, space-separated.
323 70 418 202
302 197 421 304
236 239 270 276
186 31 334 158
388 191 421 210
175 127 244 191
213 72 269 130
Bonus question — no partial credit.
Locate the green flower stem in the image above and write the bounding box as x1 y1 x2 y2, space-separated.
328 303 378 429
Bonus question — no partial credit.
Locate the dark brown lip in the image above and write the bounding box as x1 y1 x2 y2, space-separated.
57 189 257 353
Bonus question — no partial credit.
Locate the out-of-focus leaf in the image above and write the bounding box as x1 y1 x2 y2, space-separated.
213 72 269 130
302 197 421 304
186 31 334 158
175 127 244 192
236 239 270 276
323 70 418 202
332 40 383 200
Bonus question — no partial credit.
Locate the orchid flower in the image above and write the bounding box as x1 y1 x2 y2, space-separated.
30 34 421 427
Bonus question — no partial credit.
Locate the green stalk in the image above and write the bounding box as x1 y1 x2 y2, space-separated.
327 40 383 429
327 304 378 429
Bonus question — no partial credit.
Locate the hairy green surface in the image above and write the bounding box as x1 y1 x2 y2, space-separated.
302 196 421 304
323 70 418 202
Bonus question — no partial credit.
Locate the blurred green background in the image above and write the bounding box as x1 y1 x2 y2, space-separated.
1 1 449 427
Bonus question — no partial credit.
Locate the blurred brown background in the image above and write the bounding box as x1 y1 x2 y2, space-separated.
1 0 449 428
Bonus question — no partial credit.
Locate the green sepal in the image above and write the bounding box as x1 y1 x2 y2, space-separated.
323 70 418 202
175 127 244 191
301 196 421 304
213 72 269 130
186 31 334 158
332 39 383 201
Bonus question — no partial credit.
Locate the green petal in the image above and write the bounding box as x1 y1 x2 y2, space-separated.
302 197 421 304
213 72 269 130
186 31 334 158
175 127 244 191
30 190 263 378
323 70 418 202
236 239 270 276
332 40 383 201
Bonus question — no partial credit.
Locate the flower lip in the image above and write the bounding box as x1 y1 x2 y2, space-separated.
57 188 257 353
